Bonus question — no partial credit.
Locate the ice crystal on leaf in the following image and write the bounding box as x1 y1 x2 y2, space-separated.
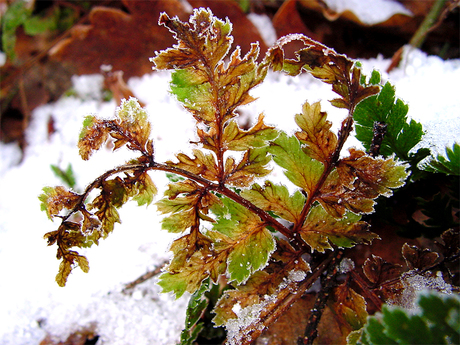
40 8 421 344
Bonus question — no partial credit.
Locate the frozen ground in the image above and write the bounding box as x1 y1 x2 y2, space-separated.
0 7 459 345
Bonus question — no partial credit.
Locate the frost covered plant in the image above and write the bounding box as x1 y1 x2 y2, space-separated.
39 9 458 345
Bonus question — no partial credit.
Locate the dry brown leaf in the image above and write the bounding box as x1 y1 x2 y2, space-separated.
49 0 190 79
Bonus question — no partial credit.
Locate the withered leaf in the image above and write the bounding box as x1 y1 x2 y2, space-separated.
338 149 409 197
318 149 409 217
363 255 403 286
152 8 271 164
78 115 109 160
327 283 368 338
153 9 233 71
56 251 89 287
157 181 219 233
114 98 152 153
49 0 189 78
213 250 309 327
268 34 378 109
402 243 439 271
159 233 226 298
78 99 154 160
166 149 219 181
39 186 80 219
225 147 272 187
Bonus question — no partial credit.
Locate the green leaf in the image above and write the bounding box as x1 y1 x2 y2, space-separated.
357 292 460 345
383 307 433 344
269 132 324 193
1 0 32 59
131 172 157 206
362 317 398 345
23 7 58 35
422 143 460 175
180 278 211 345
211 198 276 284
170 69 215 123
354 82 423 160
418 292 460 344
50 163 76 189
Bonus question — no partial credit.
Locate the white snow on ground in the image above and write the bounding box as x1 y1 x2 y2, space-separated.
0 9 459 345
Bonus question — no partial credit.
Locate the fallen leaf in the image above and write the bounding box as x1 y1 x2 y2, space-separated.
49 0 191 79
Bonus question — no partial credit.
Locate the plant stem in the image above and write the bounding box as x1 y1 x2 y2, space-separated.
298 249 343 345
409 0 448 49
237 250 340 345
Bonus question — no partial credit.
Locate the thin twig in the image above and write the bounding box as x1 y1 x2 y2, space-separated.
122 260 168 294
298 249 344 345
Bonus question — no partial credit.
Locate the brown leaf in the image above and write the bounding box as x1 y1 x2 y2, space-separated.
318 148 408 216
295 101 338 165
102 69 145 107
272 0 321 59
402 243 439 270
49 1 190 79
363 255 403 287
167 149 219 181
327 283 368 335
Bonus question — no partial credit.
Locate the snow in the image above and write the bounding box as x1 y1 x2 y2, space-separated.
389 270 453 312
1 14 459 345
323 0 412 25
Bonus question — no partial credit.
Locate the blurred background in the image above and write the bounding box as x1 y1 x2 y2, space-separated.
1 0 459 149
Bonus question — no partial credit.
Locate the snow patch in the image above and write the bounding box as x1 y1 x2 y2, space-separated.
324 0 412 25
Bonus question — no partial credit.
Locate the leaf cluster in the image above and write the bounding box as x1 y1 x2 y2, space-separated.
40 98 158 286
38 8 436 345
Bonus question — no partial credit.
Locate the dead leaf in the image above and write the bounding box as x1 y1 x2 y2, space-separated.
49 0 191 79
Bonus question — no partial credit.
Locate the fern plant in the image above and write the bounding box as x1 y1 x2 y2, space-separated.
349 291 460 345
39 8 458 345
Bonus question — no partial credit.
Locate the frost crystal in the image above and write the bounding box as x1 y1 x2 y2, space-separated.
339 258 355 274
288 269 307 282
225 301 265 345
389 270 452 312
